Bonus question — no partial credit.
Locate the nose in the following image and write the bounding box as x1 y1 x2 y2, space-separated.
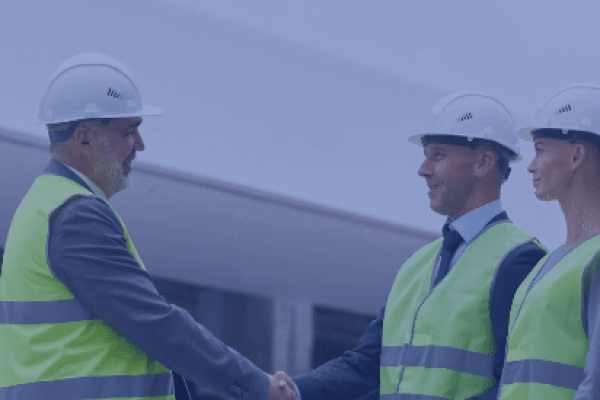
133 129 145 152
527 158 535 174
418 158 431 178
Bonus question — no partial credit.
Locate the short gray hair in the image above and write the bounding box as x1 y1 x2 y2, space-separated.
48 118 110 155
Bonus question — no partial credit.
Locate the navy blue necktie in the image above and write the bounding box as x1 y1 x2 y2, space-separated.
433 224 463 287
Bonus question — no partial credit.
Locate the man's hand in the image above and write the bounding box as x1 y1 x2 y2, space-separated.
267 371 297 400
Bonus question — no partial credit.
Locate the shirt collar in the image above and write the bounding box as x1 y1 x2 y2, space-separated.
447 199 503 244
58 161 109 202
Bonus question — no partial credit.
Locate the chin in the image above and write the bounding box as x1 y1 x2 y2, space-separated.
428 200 439 212
429 202 446 216
118 177 130 192
535 190 556 202
109 177 129 197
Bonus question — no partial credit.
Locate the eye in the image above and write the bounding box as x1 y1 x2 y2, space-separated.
424 148 445 160
124 130 134 137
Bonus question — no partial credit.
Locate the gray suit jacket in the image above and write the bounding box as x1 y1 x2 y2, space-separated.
44 159 269 400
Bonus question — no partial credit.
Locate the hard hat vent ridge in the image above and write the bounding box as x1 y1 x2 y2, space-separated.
107 88 122 100
457 112 473 123
556 104 572 115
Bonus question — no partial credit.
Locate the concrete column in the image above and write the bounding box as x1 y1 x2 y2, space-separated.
197 289 226 340
291 298 312 374
272 296 313 375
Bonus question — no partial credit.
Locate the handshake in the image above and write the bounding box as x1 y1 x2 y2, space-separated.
267 371 298 400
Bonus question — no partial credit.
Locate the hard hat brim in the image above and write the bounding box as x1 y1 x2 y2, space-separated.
137 105 163 117
37 105 164 124
517 127 536 142
407 131 481 146
407 132 426 146
96 104 164 119
407 131 523 162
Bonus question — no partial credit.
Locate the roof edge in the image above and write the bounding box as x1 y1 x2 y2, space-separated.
0 123 439 241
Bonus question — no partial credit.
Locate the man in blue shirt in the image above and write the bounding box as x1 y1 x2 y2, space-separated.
290 93 547 400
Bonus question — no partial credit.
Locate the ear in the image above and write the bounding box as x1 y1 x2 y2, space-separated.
72 125 93 156
474 149 496 179
570 143 586 171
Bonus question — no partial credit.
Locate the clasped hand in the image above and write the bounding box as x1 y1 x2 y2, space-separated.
266 371 297 400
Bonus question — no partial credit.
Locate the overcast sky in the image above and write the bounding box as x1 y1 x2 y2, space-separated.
3 0 600 249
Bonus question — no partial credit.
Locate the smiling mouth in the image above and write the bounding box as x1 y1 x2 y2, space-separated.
124 154 136 168
428 183 442 196
123 158 135 174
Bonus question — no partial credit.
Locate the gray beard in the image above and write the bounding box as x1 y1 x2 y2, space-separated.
98 142 128 197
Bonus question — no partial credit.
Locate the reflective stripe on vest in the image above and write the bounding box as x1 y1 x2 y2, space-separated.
380 222 539 399
502 359 584 390
380 394 449 400
0 299 92 324
0 372 174 400
380 345 494 379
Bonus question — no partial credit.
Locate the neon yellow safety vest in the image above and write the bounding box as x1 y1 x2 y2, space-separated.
380 222 539 400
0 174 175 400
498 235 600 400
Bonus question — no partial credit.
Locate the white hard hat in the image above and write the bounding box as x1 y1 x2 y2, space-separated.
408 92 522 162
518 84 600 141
39 53 162 124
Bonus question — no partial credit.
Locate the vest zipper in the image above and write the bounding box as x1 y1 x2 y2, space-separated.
394 221 511 394
394 279 437 393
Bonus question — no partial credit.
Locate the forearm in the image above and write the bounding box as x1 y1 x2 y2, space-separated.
48 198 269 400
293 308 383 400
294 360 379 400
113 299 270 400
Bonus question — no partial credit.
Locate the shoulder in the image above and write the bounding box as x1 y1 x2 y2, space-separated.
490 241 547 292
500 240 547 270
50 195 122 234
488 241 547 316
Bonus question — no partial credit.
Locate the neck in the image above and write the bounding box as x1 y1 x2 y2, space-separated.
54 154 89 176
448 187 500 222
559 180 600 247
53 156 112 199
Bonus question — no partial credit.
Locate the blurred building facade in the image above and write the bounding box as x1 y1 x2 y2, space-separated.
0 126 437 399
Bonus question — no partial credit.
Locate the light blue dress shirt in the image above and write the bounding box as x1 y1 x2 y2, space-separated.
433 199 504 280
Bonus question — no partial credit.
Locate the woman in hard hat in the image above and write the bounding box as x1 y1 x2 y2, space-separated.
498 85 600 399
